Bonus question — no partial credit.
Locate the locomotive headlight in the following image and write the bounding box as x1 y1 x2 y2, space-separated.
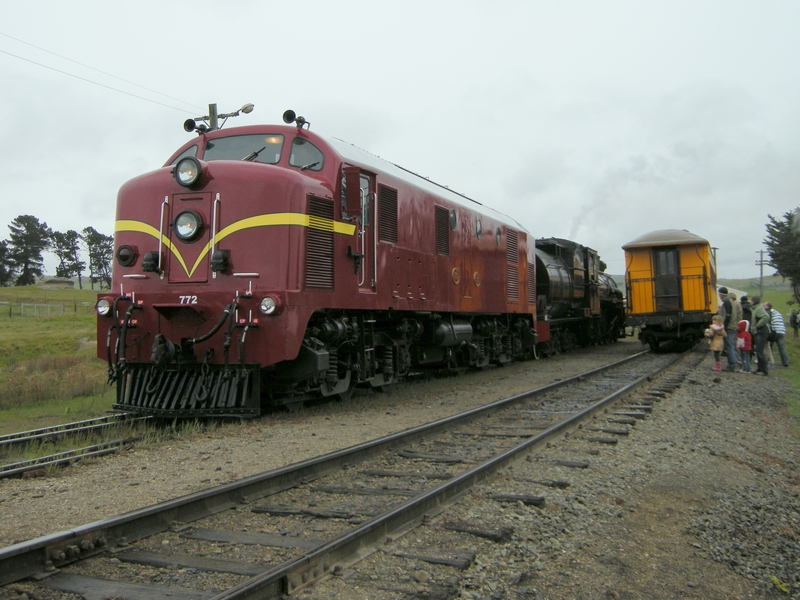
174 156 204 188
259 296 278 315
174 210 204 242
96 298 111 317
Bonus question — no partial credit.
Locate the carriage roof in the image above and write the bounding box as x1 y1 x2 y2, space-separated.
622 229 709 249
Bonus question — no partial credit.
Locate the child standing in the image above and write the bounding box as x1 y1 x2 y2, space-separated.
736 319 752 374
705 315 726 371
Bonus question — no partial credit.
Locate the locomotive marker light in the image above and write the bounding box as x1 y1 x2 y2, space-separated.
116 245 136 267
259 296 279 315
95 298 111 316
183 102 255 134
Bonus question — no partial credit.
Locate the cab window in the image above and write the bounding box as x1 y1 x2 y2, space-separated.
289 138 324 171
203 134 284 164
170 145 198 165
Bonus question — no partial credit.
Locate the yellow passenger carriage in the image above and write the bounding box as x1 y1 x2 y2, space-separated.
623 229 718 350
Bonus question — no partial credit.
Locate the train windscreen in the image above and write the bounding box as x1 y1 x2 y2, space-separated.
203 134 285 164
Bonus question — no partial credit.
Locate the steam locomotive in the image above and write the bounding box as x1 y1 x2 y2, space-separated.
97 107 624 418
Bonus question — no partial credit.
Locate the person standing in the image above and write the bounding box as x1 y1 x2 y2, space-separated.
765 302 790 367
750 296 770 376
740 295 752 324
717 287 737 371
736 319 752 374
705 315 726 371
728 292 743 369
790 308 799 338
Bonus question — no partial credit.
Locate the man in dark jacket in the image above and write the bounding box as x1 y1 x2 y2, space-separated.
717 287 737 371
750 295 770 376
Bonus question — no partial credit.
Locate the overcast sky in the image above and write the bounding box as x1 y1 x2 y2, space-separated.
2 1 798 279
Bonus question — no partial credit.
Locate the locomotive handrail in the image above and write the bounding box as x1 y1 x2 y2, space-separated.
372 190 378 288
158 196 168 276
211 193 220 279
358 188 366 286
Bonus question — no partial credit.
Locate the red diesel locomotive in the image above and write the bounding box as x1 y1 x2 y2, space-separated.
97 108 623 418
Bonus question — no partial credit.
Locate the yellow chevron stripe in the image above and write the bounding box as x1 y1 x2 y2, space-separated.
116 213 356 278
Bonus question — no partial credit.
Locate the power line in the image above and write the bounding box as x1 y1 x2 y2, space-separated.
0 48 193 113
0 32 203 114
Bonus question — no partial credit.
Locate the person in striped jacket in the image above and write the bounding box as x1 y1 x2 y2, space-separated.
765 302 790 367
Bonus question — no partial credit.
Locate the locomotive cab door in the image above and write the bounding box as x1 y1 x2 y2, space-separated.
653 246 680 312
344 167 376 293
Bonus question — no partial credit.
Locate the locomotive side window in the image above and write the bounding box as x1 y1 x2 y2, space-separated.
359 175 370 225
170 145 198 165
476 219 482 239
289 138 324 171
203 134 284 164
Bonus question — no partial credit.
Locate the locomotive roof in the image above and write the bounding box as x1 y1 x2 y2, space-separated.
325 136 529 233
622 229 709 249
170 123 528 233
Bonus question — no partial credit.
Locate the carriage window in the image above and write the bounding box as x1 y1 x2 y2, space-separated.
655 249 677 275
289 138 324 171
203 134 284 164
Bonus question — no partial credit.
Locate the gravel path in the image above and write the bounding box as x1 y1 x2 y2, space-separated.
1 341 798 599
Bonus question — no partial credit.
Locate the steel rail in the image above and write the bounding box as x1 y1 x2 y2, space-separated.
0 437 142 479
0 414 149 451
0 350 651 587
214 350 688 598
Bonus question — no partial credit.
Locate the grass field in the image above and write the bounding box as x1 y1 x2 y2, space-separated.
0 280 798 438
0 284 114 434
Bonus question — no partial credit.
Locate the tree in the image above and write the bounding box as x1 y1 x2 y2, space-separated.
51 229 86 288
7 215 52 286
764 208 800 306
82 226 114 290
0 241 14 287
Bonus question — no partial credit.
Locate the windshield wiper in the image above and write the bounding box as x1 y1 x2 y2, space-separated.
243 146 266 161
300 161 319 171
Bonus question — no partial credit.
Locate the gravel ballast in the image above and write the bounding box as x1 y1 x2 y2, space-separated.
1 341 798 599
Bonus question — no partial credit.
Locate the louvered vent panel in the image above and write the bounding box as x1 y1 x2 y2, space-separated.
305 197 334 289
528 262 536 304
507 266 519 301
379 185 398 244
435 206 449 255
506 230 518 264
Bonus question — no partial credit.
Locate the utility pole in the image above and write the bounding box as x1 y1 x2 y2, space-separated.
755 250 767 297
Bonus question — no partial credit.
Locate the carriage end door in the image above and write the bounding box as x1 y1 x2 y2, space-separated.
653 246 680 312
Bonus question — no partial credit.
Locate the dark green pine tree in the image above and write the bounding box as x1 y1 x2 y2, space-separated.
764 208 800 305
51 229 87 289
0 240 14 287
7 215 52 286
82 226 114 290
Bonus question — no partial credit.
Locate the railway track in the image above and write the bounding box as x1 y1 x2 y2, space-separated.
0 348 702 598
0 414 151 480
